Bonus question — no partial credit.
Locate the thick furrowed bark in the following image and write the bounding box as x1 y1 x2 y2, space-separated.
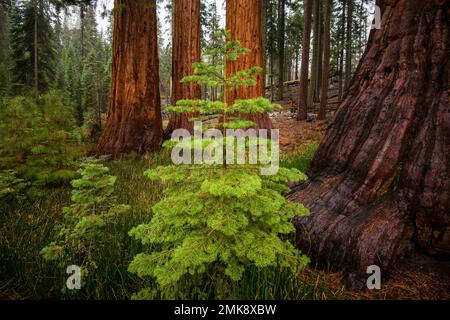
290 0 449 288
96 0 163 157
226 0 273 129
165 0 201 136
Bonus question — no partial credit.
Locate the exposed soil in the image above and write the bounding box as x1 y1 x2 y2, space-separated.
272 112 327 154
269 81 338 153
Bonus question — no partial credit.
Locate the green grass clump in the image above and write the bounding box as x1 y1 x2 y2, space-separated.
281 141 319 173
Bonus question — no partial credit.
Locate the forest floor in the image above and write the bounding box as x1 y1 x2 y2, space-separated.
1 105 448 300
273 113 328 154
296 253 450 300
350 254 450 300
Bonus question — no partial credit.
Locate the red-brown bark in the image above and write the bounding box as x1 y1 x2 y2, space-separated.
318 0 331 121
165 0 201 135
96 0 163 157
290 0 449 288
344 0 353 90
226 0 273 129
296 0 313 120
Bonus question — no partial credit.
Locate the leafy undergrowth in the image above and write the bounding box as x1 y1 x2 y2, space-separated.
0 147 345 300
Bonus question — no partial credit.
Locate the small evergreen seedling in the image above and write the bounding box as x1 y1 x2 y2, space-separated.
41 159 130 280
129 31 310 299
0 169 29 203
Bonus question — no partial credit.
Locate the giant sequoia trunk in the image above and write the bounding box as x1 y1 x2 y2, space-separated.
165 0 201 135
290 0 449 287
226 0 273 129
96 0 162 157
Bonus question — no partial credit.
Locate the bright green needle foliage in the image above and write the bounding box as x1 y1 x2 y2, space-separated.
0 91 85 187
41 159 130 279
165 30 282 130
129 164 310 298
128 31 310 299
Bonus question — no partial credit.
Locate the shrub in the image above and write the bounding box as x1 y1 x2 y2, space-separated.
129 165 310 296
41 159 130 281
128 31 310 299
0 169 29 204
0 91 85 187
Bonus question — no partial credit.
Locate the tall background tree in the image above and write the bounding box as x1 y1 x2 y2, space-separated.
10 0 57 93
291 0 449 288
165 0 201 135
337 0 346 100
285 1 303 82
0 0 13 95
96 0 163 157
78 6 111 130
276 0 286 101
264 0 277 101
308 0 321 108
226 0 272 129
156 0 172 107
296 0 312 120
202 0 222 101
344 0 353 90
57 2 112 131
318 0 332 120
